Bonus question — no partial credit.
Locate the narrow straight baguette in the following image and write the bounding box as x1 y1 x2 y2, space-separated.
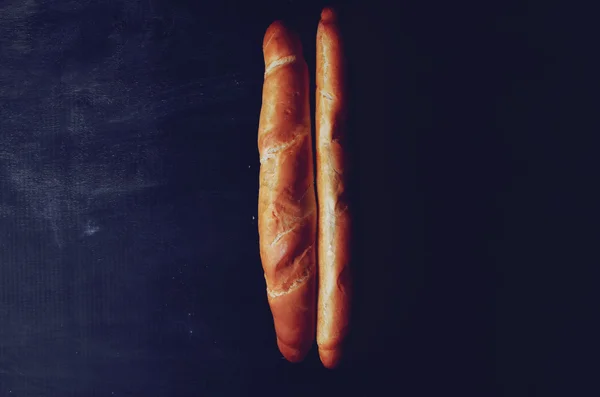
257 21 317 363
315 7 352 369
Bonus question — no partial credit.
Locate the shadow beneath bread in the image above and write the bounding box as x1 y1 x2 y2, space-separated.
333 3 505 394
334 3 426 386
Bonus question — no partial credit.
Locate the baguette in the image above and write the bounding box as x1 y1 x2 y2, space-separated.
315 7 352 369
257 21 317 363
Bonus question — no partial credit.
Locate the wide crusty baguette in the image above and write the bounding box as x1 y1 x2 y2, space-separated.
257 21 317 363
315 7 352 369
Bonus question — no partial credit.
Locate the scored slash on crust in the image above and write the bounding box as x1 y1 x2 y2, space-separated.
270 208 316 246
266 244 314 298
259 132 309 164
266 271 310 298
318 89 335 101
264 55 297 77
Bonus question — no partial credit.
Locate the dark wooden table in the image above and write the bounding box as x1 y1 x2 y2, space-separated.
0 0 586 396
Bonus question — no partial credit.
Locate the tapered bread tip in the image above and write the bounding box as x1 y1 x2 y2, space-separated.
262 20 302 61
320 7 338 22
319 347 343 369
277 338 310 363
263 20 285 47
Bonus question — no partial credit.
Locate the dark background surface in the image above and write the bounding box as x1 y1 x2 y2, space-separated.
0 0 592 396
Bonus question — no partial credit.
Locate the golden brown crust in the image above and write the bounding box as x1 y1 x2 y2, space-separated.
315 7 352 369
258 20 317 363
